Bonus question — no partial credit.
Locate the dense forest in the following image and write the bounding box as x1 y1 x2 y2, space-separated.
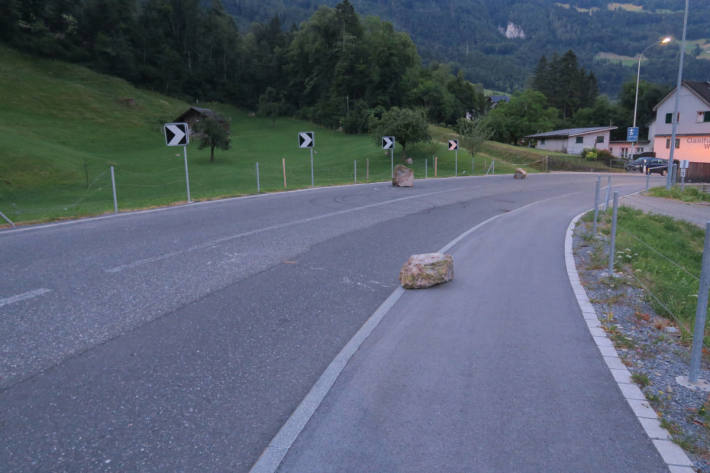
221 0 710 95
0 0 489 132
0 0 682 147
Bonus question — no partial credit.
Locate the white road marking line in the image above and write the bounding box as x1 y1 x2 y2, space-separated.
247 189 584 473
105 188 463 273
0 288 52 308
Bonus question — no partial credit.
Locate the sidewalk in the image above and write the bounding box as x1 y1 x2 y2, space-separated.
621 193 710 228
273 189 668 473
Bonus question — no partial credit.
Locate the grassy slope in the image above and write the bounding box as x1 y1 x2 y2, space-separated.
0 44 604 224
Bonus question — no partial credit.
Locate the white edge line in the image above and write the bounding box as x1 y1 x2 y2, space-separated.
0 288 52 308
248 190 584 473
0 171 629 236
564 212 694 471
0 175 492 236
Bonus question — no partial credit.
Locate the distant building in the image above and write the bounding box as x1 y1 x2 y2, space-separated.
648 80 710 164
526 127 617 155
608 140 650 159
488 95 510 109
174 107 228 135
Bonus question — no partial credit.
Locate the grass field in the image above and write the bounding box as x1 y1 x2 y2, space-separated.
647 185 710 203
0 44 612 225
582 207 707 342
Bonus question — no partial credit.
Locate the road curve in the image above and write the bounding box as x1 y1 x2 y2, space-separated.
0 173 661 472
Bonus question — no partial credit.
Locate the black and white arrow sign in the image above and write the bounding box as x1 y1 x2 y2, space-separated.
164 122 189 147
448 139 459 151
299 131 314 149
382 136 395 150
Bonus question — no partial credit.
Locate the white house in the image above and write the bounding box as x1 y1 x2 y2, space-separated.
526 127 617 155
648 80 710 164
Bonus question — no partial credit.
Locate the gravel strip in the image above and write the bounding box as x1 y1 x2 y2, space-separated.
574 219 710 472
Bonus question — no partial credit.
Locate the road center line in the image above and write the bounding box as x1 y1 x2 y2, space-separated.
247 189 586 473
105 188 463 273
0 288 52 308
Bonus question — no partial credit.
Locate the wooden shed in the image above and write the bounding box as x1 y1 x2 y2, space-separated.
174 107 228 132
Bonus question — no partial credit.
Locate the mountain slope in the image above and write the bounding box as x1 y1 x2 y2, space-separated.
223 0 710 95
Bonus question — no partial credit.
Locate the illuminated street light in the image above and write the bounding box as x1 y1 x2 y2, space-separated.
632 36 672 130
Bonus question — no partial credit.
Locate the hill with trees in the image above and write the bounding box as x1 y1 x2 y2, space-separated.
221 0 710 95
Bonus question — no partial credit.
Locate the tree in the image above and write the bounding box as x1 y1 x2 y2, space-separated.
531 50 598 120
619 79 671 129
455 118 491 157
368 107 430 155
258 87 287 126
193 114 231 162
482 90 558 145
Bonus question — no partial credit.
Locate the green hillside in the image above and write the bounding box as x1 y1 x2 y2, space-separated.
0 45 518 225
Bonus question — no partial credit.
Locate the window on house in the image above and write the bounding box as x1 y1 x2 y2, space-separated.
665 112 680 124
596 136 604 144
698 111 710 123
665 138 681 149
540 138 545 145
575 137 583 144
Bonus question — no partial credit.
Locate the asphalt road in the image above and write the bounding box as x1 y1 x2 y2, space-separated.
0 173 660 472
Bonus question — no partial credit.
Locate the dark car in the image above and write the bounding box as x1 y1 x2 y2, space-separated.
645 158 669 175
631 151 656 160
625 157 668 175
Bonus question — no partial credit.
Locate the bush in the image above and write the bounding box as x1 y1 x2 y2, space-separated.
582 148 598 160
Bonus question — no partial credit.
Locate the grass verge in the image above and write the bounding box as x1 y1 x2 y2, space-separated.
646 186 710 203
587 206 706 341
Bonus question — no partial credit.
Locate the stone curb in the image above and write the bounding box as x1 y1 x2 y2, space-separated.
565 211 695 472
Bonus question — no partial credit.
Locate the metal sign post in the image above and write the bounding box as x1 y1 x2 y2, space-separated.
680 160 689 191
183 147 191 203
382 136 395 178
299 132 315 187
689 221 710 383
449 140 459 176
163 122 191 203
110 165 118 213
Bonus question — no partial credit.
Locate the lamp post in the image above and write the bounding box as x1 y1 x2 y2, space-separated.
667 0 690 190
632 36 672 130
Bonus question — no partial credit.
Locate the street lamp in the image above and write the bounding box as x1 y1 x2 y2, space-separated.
632 36 672 130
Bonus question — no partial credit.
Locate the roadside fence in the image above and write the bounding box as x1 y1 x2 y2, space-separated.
585 179 710 382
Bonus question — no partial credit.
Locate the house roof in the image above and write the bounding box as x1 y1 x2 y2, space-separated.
652 80 710 111
609 140 650 145
526 126 617 139
175 106 218 122
489 95 510 103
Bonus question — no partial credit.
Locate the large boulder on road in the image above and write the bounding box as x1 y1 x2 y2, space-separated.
392 164 414 187
399 253 454 289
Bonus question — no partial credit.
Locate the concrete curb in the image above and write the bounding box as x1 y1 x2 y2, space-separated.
249 190 582 473
564 212 695 473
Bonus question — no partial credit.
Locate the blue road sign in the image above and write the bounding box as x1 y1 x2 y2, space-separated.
627 127 639 143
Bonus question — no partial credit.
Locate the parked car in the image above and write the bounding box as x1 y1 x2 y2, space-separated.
630 151 656 160
625 157 653 171
625 157 668 175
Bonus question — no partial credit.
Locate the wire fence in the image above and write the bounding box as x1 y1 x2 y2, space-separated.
1 153 514 225
583 180 708 348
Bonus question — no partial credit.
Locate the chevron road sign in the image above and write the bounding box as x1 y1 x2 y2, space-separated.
448 139 459 151
382 136 395 150
164 122 189 147
299 132 314 149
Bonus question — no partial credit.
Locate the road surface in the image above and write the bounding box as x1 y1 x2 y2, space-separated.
0 173 665 472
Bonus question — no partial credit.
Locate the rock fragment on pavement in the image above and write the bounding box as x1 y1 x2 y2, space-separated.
399 253 454 289
514 168 527 179
392 164 414 187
